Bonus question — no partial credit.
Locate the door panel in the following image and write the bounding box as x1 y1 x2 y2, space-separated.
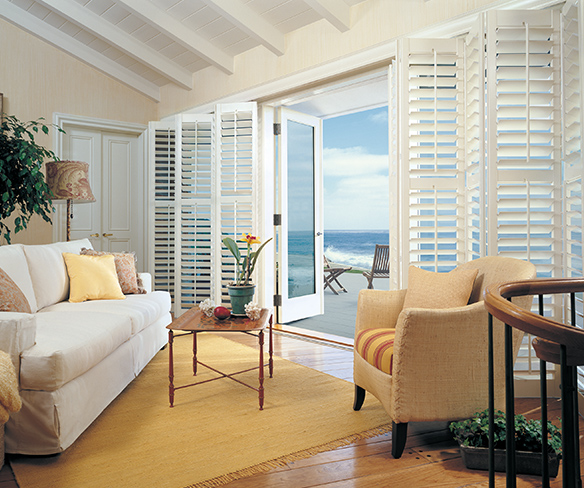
64 127 145 270
64 127 101 250
278 108 323 323
102 132 143 266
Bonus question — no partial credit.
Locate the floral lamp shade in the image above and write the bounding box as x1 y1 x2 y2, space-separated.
46 161 96 241
46 161 96 203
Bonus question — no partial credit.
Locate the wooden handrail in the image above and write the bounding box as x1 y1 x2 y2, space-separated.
483 278 584 351
484 277 584 488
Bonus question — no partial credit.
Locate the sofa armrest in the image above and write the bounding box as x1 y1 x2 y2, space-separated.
355 289 407 334
0 313 36 373
138 272 152 293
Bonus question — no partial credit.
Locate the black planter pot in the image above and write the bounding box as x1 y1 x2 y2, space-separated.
459 444 560 478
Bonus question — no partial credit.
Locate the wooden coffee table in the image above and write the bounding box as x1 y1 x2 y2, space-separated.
167 308 273 410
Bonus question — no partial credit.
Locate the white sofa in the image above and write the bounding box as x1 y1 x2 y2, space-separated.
0 239 171 455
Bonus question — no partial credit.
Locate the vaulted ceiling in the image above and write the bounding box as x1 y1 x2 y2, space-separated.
1 0 366 102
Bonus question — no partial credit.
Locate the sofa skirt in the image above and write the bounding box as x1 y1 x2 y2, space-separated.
5 316 168 455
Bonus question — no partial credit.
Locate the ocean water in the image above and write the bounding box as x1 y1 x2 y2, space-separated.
324 229 389 270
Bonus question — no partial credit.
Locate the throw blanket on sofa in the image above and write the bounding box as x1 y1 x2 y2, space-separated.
0 350 21 423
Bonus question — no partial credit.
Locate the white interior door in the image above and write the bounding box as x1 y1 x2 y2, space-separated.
277 107 323 323
102 132 144 264
64 127 145 270
64 127 101 249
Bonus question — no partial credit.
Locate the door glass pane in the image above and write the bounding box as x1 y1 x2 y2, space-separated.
287 120 315 298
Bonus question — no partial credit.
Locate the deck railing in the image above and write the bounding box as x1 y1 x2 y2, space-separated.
484 278 584 488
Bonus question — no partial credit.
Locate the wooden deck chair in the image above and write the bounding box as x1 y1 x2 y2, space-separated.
324 255 352 295
362 244 390 289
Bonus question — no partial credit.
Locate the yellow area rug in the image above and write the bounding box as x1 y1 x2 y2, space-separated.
11 333 391 488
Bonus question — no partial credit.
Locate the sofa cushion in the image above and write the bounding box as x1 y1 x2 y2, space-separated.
355 328 396 375
63 253 125 303
0 244 38 313
23 239 93 310
40 291 171 336
19 311 133 391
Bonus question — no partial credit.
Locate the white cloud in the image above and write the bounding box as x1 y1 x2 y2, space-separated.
324 147 389 230
369 110 388 125
323 147 389 177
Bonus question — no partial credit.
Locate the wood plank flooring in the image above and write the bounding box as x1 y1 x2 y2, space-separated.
217 330 581 488
3 330 582 488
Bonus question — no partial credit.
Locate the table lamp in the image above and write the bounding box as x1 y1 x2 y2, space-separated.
46 160 96 241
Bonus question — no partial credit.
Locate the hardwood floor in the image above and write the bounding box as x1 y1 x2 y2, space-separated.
217 330 580 488
3 330 582 487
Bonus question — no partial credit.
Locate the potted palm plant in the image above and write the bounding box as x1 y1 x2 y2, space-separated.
223 233 272 315
0 115 64 244
450 409 561 477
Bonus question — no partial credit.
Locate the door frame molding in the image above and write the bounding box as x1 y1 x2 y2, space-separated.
51 113 147 251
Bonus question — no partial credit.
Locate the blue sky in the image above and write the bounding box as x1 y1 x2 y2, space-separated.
323 106 389 231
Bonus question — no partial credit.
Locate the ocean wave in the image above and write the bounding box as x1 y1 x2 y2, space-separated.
325 245 373 270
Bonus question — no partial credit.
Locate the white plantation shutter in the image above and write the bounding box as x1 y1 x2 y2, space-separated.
178 115 215 314
149 103 257 316
464 21 486 262
484 10 561 378
150 121 177 305
391 38 466 283
562 0 584 390
388 61 402 289
214 103 257 304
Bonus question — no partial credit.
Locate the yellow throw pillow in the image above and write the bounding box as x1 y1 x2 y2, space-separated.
63 253 126 303
402 265 479 310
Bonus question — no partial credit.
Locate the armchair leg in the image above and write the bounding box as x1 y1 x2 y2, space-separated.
353 385 366 411
391 422 408 459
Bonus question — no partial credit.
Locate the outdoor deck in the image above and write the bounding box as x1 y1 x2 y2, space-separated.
285 272 389 340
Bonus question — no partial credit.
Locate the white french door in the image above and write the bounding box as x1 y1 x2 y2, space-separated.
277 107 324 323
63 126 145 269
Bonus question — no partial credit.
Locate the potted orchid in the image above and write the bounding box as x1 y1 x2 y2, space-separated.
223 233 272 315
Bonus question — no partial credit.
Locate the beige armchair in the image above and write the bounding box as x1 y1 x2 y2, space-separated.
352 256 537 458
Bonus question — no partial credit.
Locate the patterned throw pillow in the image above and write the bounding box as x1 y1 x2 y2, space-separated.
0 267 32 313
80 248 146 295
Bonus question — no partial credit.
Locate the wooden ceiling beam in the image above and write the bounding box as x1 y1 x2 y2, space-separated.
37 0 193 90
0 0 160 101
116 0 233 75
204 0 285 56
305 0 350 32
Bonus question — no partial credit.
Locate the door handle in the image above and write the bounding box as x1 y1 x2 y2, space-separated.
316 232 323 237
89 233 99 238
103 233 113 237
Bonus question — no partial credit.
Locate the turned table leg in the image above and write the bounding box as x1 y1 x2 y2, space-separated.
259 329 264 410
168 330 175 408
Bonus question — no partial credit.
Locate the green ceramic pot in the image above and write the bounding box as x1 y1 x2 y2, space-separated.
227 284 256 316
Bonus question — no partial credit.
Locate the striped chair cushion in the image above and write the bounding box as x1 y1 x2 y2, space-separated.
355 328 396 375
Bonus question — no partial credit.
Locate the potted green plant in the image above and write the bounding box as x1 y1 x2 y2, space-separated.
450 409 562 477
0 115 64 244
223 233 272 315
